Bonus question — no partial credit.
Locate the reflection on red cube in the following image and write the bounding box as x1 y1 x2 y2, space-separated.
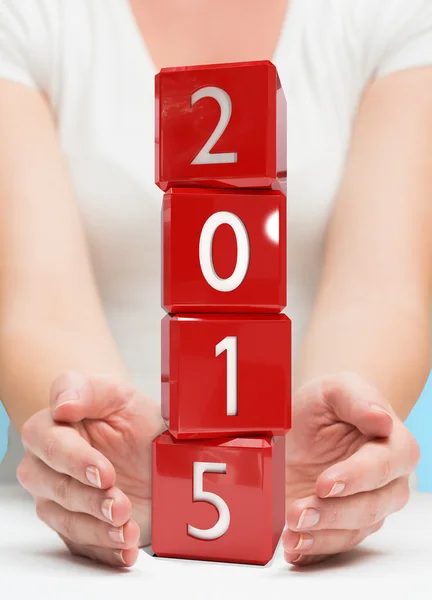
162 313 291 439
152 431 285 565
155 61 286 192
163 188 286 313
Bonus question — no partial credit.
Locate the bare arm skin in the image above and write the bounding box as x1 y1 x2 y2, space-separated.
0 80 130 430
283 67 431 566
295 67 432 421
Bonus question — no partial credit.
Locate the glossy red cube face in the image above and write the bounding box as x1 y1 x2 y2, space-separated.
161 313 291 439
152 431 285 565
163 188 286 313
155 61 286 192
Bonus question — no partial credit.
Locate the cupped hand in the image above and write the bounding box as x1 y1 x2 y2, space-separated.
16 371 165 567
283 372 420 566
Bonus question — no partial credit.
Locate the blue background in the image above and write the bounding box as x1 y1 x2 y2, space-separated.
0 372 431 489
0 401 9 465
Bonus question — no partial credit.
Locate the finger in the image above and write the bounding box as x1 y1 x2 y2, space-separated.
50 371 137 423
284 553 330 567
21 413 116 489
284 552 340 567
322 373 394 437
17 455 131 526
283 519 384 557
316 425 420 498
286 477 410 532
36 499 140 549
61 536 139 568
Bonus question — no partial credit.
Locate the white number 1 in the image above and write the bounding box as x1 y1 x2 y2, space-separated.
190 86 238 165
216 336 238 416
188 462 230 540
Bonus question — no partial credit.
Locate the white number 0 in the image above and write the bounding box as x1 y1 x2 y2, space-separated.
191 86 238 165
199 212 250 292
188 462 230 540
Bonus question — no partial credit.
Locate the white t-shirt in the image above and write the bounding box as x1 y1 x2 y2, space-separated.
1 0 432 476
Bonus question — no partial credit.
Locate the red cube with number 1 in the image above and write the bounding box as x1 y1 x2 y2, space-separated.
163 187 286 313
155 61 286 192
152 431 285 565
162 313 291 439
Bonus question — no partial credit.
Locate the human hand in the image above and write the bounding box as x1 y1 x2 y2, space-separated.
17 371 165 567
283 372 420 566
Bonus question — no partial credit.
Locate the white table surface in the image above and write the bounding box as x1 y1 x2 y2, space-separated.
0 484 430 600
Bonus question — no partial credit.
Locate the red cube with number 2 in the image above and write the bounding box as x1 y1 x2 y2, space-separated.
152 431 285 565
155 61 286 191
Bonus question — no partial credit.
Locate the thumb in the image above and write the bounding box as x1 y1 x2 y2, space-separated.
50 371 134 423
323 372 394 438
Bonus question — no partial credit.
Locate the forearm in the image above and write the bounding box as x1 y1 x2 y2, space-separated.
295 285 431 421
0 318 129 430
0 83 133 431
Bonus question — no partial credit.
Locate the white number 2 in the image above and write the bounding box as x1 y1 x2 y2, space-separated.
191 86 238 165
216 336 238 416
188 462 230 540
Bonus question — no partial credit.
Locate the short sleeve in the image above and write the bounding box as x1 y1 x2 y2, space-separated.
371 0 432 78
0 0 39 88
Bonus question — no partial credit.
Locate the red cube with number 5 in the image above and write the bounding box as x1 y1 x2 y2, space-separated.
155 60 286 192
162 313 291 438
152 431 285 565
163 188 286 313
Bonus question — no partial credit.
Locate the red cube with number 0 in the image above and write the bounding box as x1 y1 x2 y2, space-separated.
152 431 285 565
163 187 286 313
155 61 286 192
162 313 291 439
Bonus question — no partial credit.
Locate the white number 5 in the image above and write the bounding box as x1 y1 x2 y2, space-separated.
191 86 238 165
187 462 230 540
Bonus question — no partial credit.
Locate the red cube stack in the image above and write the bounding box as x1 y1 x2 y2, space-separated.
152 61 292 566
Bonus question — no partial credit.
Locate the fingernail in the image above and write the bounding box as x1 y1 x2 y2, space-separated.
297 508 320 530
86 466 102 488
293 533 313 551
114 550 126 565
55 390 80 409
101 499 114 522
370 404 393 419
284 552 303 564
324 481 346 498
109 527 125 544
